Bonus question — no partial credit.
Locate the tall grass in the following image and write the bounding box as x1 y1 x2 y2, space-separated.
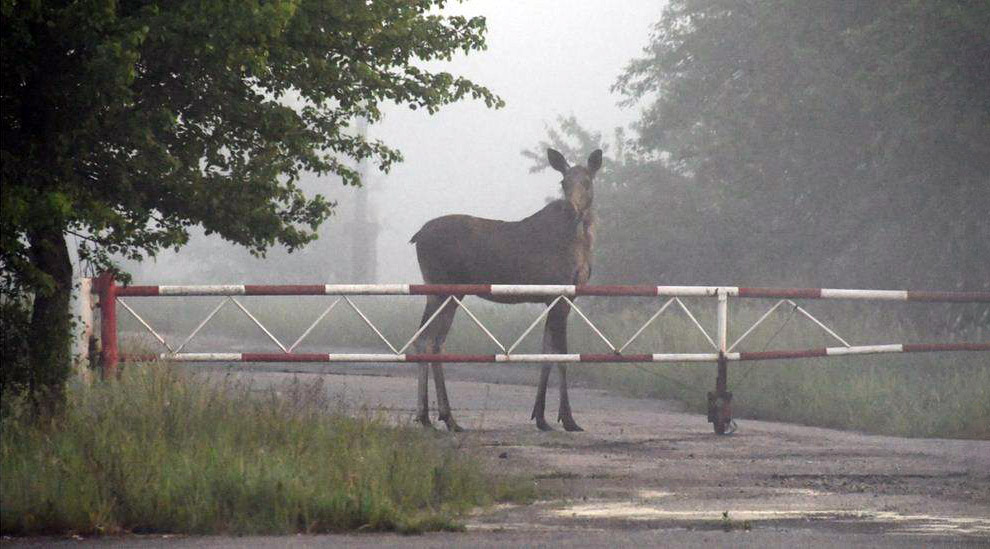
0 365 526 536
115 296 989 439
577 355 990 439
572 301 990 440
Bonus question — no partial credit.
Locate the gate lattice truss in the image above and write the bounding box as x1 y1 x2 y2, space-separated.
100 283 990 364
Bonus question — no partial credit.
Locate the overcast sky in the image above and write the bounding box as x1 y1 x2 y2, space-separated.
128 0 664 283
367 0 663 281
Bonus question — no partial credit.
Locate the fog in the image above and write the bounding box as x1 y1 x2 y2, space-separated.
90 1 987 441
122 0 662 285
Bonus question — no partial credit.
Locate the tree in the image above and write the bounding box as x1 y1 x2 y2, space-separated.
611 0 989 290
0 0 501 406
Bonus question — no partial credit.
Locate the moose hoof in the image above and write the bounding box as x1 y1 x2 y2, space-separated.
535 418 554 431
560 418 584 432
441 417 464 432
416 415 433 429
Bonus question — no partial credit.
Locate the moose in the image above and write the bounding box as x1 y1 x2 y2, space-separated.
410 148 603 432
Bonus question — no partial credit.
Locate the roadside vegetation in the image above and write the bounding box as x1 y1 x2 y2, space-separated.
0 364 533 536
115 297 989 440
574 302 990 441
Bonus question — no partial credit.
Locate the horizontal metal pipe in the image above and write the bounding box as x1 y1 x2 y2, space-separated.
113 284 990 302
119 342 988 364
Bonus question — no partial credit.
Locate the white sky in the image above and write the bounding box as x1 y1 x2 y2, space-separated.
367 0 663 280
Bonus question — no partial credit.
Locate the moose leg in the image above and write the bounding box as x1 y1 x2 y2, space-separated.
417 364 431 427
414 295 447 428
532 299 566 431
430 296 462 432
531 364 553 431
549 300 583 431
557 363 583 431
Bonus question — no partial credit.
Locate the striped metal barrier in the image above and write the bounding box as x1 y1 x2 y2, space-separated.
84 274 989 434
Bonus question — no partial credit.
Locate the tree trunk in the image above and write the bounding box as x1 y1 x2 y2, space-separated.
27 225 73 412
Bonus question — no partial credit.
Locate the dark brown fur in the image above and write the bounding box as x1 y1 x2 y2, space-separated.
411 149 602 432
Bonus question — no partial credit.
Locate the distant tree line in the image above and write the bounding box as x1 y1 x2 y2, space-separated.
529 1 989 322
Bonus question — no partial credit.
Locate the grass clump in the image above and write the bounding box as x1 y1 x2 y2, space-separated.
579 354 990 439
0 365 504 536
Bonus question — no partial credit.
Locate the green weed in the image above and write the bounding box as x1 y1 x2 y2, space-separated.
0 364 518 536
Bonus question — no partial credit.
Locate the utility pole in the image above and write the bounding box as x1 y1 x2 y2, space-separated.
349 117 379 282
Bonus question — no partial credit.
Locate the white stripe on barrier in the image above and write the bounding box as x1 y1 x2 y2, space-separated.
825 344 903 355
496 354 582 362
820 289 909 301
491 284 576 296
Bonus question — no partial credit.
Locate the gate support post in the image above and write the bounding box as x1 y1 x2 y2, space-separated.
94 272 119 379
73 277 95 384
708 290 733 434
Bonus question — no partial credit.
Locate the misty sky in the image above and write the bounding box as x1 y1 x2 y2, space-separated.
126 0 664 283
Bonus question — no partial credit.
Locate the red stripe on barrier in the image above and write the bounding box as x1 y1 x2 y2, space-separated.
408 284 492 296
738 287 822 299
406 354 496 362
907 291 990 303
575 285 657 296
117 285 161 296
579 353 653 362
242 353 329 362
903 343 990 353
244 285 326 295
739 348 828 361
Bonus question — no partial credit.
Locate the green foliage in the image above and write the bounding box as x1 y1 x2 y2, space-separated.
599 0 990 292
2 0 500 278
0 364 521 535
1 0 500 407
0 296 32 394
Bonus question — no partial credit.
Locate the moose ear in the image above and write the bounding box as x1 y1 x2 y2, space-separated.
587 149 603 174
547 148 569 174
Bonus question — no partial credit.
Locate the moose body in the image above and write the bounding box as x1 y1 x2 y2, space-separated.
411 148 602 431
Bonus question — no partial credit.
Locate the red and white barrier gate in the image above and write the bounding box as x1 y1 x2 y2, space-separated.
83 273 989 434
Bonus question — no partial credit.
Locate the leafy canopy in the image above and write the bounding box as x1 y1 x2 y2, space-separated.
607 0 989 289
1 0 502 287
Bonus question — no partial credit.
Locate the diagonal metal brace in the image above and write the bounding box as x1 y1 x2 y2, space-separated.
786 300 851 347
452 296 507 353
287 298 342 353
117 298 175 352
174 298 230 353
675 298 719 350
618 297 676 353
343 296 398 354
398 296 456 354
728 299 787 352
231 297 288 353
506 296 564 355
561 296 617 352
